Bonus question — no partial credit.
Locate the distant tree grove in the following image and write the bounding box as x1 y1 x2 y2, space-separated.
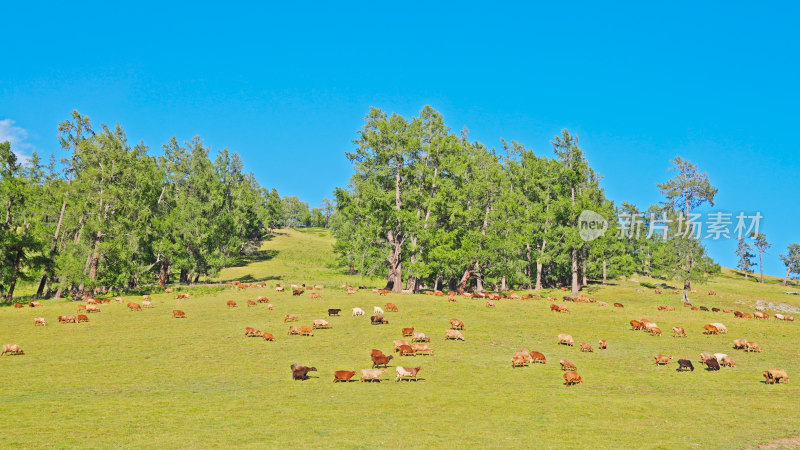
332 106 720 294
0 111 324 302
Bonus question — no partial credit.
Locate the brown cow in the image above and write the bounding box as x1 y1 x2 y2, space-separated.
512 355 528 368
580 342 594 352
530 351 547 363
732 338 748 349
378 289 390 296
613 303 624 308
245 327 261 337
127 302 141 311
704 324 720 335
287 326 300 335
654 354 673 365
370 349 385 358
34 317 47 326
299 325 314 336
172 310 186 318
564 371 583 386
393 340 410 352
333 370 357 382
412 343 434 355
13 303 23 308
708 290 716 295
284 314 298 323
292 289 304 296
598 340 607 350
559 359 577 371
450 319 465 330
402 327 415 337
257 296 269 303
372 354 394 368
227 300 237 308
398 345 415 356
630 320 643 331
310 292 321 300
29 301 41 308
76 314 89 323
176 293 190 299
650 327 662 336
247 300 257 307
486 300 496 308
261 332 275 341
384 303 398 312
745 342 761 352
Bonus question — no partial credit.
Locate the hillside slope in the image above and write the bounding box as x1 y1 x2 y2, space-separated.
1 229 798 448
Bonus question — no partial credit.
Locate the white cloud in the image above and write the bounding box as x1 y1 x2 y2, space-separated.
0 119 34 162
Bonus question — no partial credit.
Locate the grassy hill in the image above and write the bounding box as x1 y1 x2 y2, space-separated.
1 229 798 448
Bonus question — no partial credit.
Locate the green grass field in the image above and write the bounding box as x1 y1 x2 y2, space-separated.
2 229 799 448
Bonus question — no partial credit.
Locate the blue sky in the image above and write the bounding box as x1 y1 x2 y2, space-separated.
2 2 798 276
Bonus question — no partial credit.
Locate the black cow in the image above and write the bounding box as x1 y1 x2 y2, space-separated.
705 359 721 371
676 359 694 372
699 306 709 311
327 308 341 316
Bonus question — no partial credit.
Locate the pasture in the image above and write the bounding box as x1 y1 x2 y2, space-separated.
1 229 799 448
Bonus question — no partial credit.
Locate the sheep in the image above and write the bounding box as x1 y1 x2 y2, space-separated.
360 369 387 382
557 334 574 346
374 306 384 315
352 307 365 317
142 300 153 308
445 330 465 341
1 344 24 356
395 366 422 382
412 332 430 343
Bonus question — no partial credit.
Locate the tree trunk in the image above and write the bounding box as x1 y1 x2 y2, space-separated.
193 274 200 283
602 260 607 285
535 262 543 290
571 249 579 295
581 257 588 287
159 259 170 286
5 224 30 302
759 251 765 283
348 264 354 276
458 263 475 294
782 267 790 286
179 268 189 284
386 229 403 293
500 276 507 292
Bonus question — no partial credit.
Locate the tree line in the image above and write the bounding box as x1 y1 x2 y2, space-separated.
332 106 721 294
0 111 325 302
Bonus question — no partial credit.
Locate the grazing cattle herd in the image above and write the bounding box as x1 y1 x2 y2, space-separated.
1 282 793 390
